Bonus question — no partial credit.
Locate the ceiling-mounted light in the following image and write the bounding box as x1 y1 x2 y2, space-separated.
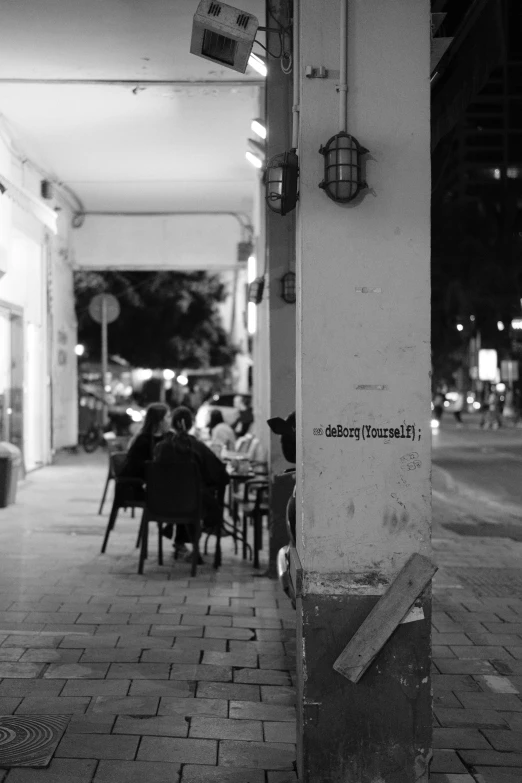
245 151 263 169
247 254 256 283
251 119 267 140
264 150 299 215
248 53 267 77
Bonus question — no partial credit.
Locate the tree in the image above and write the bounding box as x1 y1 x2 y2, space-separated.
75 270 236 369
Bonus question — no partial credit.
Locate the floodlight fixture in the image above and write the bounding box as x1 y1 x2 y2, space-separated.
190 1 259 74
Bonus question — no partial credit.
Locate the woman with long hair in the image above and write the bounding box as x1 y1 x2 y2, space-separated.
208 409 236 452
120 402 171 483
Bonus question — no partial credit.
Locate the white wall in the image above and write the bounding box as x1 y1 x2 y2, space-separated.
72 214 244 271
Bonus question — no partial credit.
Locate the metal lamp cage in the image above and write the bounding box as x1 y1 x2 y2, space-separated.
264 149 299 216
319 132 368 203
281 271 296 303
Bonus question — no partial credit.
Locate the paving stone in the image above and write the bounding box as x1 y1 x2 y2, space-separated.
430 750 468 774
196 682 260 701
256 630 294 642
60 634 120 648
432 634 473 646
459 751 522 767
434 692 464 709
204 627 254 641
2 635 62 649
61 679 130 697
267 773 298 783
173 637 226 653
94 760 182 783
159 697 228 718
66 714 115 733
0 648 25 661
117 635 175 648
129 680 195 697
15 696 90 714
80 648 142 662
474 771 522 783
25 613 80 625
129 613 181 625
507 647 522 660
56 732 140 759
433 728 492 749
232 617 282 629
0 697 22 713
429 775 475 782
229 641 285 656
150 625 202 638
229 702 296 722
219 740 295 770
435 660 497 675
202 651 258 668
137 736 217 764
107 663 171 679
19 649 82 663
467 635 522 647
451 646 513 660
258 656 294 672
114 714 188 737
433 647 457 659
5 758 98 783
44 662 110 679
0 662 44 678
91 695 160 714
0 679 66 696
181 766 264 782
260 687 296 705
141 649 201 663
434 708 509 728
190 716 263 741
456 693 522 711
481 730 522 752
233 669 291 686
76 613 131 624
432 674 482 692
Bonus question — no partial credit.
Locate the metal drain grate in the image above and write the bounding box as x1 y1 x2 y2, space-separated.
451 568 522 597
0 715 69 767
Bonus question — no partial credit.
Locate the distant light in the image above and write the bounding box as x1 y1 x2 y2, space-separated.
431 419 440 430
478 348 498 382
512 319 522 330
75 344 85 356
456 323 464 332
466 396 474 404
245 151 263 169
473 401 481 410
104 385 111 392
247 255 257 284
248 53 267 77
177 374 189 386
251 119 267 140
496 383 506 392
497 321 505 331
126 408 143 422
136 368 153 381
494 168 501 180
444 400 450 407
470 315 475 322
247 301 257 335
163 369 175 381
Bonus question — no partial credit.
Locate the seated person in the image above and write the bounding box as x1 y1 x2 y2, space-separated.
154 406 230 544
236 424 268 471
119 402 171 495
233 395 254 438
208 409 236 453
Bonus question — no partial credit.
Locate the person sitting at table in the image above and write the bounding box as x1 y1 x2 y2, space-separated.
119 402 171 492
154 406 230 556
208 409 236 453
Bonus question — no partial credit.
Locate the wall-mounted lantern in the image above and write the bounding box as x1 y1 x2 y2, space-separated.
281 271 296 303
265 149 299 216
318 132 368 204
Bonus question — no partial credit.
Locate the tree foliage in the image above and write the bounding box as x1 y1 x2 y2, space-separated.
75 270 236 369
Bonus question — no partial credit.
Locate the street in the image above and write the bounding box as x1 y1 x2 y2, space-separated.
433 415 522 542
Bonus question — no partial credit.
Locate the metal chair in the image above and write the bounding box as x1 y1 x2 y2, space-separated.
98 437 132 515
240 478 269 568
100 452 145 554
138 461 205 576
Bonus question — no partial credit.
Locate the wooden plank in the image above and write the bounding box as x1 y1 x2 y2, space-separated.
333 553 437 683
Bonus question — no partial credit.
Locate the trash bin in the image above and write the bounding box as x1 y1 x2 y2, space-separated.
0 442 23 508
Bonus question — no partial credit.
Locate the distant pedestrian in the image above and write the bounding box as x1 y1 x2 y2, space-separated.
433 391 445 422
452 391 465 427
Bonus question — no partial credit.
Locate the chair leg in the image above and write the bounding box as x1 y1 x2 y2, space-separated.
158 522 164 566
98 473 111 515
213 523 222 570
253 510 260 569
131 507 135 519
242 513 250 560
204 534 210 555
136 523 142 548
138 510 149 574
191 521 200 578
101 501 119 553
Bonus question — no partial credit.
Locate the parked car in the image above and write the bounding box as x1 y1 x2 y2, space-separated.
195 393 251 432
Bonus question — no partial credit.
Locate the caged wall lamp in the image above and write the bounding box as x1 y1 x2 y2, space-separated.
319 132 368 203
281 271 296 303
264 149 299 216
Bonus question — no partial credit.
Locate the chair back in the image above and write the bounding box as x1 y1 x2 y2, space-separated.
145 461 202 521
110 451 129 478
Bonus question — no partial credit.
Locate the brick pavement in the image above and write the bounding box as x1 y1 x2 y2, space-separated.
0 451 520 781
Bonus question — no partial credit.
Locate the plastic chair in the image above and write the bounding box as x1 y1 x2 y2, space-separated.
138 461 205 577
100 452 145 554
98 438 132 515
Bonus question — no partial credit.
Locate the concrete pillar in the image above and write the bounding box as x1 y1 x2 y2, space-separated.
296 1 432 781
265 0 296 575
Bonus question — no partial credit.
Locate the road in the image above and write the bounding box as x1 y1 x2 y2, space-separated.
432 414 522 541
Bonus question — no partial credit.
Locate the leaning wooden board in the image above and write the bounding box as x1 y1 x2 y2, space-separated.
333 553 437 683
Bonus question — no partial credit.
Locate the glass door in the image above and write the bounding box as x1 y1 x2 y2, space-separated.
0 306 11 442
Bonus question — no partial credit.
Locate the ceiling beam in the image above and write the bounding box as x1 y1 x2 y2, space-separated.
0 78 263 87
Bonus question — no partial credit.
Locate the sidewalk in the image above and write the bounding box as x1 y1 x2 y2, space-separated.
0 452 519 782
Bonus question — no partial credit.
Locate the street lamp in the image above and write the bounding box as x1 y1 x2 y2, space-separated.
75 344 85 356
